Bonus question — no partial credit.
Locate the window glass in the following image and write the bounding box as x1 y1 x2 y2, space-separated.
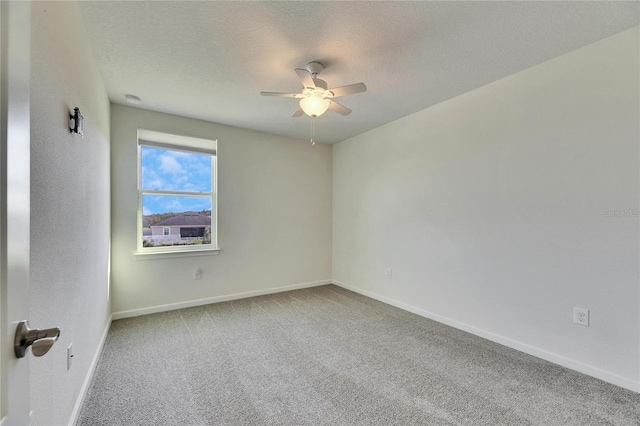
140 146 212 192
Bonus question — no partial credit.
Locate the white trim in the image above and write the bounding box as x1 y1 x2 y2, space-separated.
1 1 31 422
138 129 217 152
134 248 220 260
137 132 218 254
112 280 332 320
332 280 640 394
138 140 216 156
68 314 112 426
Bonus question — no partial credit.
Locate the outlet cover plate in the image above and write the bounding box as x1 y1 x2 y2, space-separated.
573 307 589 327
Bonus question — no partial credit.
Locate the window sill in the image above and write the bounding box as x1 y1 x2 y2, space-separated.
134 248 221 260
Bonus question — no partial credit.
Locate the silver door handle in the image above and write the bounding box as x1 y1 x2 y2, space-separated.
14 320 60 358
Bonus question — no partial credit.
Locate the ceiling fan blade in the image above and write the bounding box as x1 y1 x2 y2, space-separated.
295 68 316 89
327 82 367 98
292 108 304 117
260 92 298 97
328 100 352 116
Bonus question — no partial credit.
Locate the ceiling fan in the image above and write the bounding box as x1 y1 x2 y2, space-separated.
260 61 367 118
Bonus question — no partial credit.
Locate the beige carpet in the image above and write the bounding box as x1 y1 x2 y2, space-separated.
78 285 639 425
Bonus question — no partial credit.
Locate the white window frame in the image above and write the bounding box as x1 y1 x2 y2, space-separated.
136 129 219 256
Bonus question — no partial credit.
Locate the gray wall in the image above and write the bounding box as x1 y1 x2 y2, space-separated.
333 27 640 391
110 105 332 315
30 2 111 424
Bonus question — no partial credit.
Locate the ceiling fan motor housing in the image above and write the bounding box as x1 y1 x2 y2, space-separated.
306 61 324 77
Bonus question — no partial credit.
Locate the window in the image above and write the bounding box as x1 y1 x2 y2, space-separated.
137 129 218 254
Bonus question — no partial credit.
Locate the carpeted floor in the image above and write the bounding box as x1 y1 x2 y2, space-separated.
78 285 639 425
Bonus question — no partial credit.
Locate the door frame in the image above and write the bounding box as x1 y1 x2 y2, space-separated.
0 1 31 424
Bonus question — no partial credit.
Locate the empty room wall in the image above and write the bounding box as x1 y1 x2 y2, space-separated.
30 2 112 424
333 27 639 391
110 105 332 315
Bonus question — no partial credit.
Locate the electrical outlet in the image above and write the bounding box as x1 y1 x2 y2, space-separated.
193 267 201 280
573 307 589 327
386 268 392 279
67 344 74 370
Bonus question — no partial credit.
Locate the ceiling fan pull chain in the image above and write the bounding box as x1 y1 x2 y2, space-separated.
310 117 316 146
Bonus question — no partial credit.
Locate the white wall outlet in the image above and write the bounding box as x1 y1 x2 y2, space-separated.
573 307 589 327
67 344 74 370
386 268 392 279
193 267 201 280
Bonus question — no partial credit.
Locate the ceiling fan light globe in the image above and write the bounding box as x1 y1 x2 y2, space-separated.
300 94 330 117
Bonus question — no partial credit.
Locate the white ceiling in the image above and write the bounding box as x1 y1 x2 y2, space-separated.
77 1 639 144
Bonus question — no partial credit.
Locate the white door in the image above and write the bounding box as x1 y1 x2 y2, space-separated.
0 1 31 424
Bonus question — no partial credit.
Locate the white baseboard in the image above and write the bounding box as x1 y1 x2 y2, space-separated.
112 279 332 320
68 313 113 426
332 280 640 394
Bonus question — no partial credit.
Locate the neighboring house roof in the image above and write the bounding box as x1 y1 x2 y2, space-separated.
152 212 211 227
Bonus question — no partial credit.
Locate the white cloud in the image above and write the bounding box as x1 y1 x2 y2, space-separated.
160 155 184 175
141 167 166 189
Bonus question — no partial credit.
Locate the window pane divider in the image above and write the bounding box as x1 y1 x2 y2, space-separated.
141 189 214 197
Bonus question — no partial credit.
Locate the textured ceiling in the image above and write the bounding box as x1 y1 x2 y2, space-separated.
77 1 639 144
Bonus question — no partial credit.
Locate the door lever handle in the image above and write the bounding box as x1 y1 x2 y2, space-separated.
32 337 59 357
14 321 60 358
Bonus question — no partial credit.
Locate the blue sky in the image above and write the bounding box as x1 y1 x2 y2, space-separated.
141 146 212 215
